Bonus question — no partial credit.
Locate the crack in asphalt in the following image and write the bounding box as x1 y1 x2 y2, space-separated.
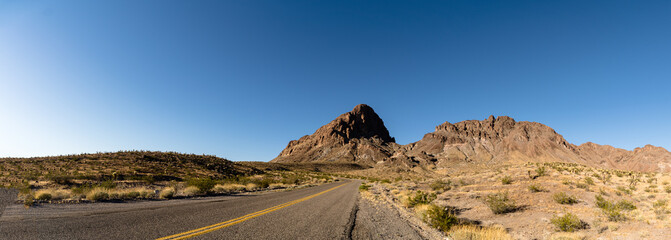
344 195 359 240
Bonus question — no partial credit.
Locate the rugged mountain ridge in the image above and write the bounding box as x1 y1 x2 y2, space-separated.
271 104 671 173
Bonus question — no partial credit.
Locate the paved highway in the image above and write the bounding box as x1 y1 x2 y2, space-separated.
0 180 361 240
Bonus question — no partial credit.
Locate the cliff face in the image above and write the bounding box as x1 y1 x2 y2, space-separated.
272 104 671 172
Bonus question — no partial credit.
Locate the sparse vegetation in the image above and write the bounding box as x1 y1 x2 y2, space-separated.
501 176 513 185
553 192 578 205
359 183 370 191
484 192 518 214
430 180 451 191
595 194 635 222
551 213 587 232
528 183 544 192
422 204 458 232
407 190 437 207
448 225 513 240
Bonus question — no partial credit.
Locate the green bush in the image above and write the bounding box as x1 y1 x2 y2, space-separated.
501 176 512 185
484 192 518 214
616 200 636 211
535 166 547 177
617 186 631 195
528 184 544 193
188 178 217 193
24 195 34 207
430 180 451 191
422 204 459 232
358 184 370 191
595 195 635 221
553 192 578 205
407 191 437 207
551 213 586 232
584 177 595 185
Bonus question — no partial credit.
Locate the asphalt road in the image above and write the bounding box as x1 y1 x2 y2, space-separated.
0 180 360 240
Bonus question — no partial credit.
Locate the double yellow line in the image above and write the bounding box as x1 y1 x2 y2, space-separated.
156 182 348 240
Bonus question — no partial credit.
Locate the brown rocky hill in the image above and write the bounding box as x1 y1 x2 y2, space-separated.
272 104 671 173
272 104 399 166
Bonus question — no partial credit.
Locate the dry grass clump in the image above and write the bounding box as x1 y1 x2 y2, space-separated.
548 232 587 240
213 183 246 193
86 188 109 202
159 187 175 199
245 183 258 191
35 189 71 201
182 186 201 196
448 225 513 240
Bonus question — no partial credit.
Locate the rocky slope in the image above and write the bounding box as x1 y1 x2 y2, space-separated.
272 104 671 173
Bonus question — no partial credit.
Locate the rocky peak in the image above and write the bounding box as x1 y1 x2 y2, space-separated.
271 104 396 164
434 115 517 140
315 104 395 144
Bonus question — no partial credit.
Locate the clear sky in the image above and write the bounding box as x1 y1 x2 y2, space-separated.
1 1 670 161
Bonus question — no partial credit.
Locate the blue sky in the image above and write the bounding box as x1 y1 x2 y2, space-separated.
1 1 670 161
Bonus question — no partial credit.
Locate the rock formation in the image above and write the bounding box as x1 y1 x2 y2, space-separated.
271 104 398 165
272 104 671 172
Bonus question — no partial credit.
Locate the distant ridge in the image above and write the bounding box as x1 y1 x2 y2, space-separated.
272 104 671 173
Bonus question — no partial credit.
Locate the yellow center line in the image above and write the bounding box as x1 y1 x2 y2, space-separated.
156 181 349 240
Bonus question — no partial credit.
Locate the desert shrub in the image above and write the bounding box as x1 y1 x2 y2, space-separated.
430 180 451 191
159 187 175 199
359 184 370 191
244 183 258 191
187 178 217 194
595 195 634 221
24 194 34 207
616 186 631 195
528 184 544 193
584 177 594 185
183 186 200 196
125 191 141 199
49 175 74 185
576 183 588 190
535 166 547 177
553 192 578 205
36 192 52 201
501 176 512 185
422 204 458 232
665 186 671 193
616 200 636 211
484 192 518 214
87 189 109 202
448 225 513 240
551 213 587 232
407 191 437 207
100 180 117 189
653 199 667 208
